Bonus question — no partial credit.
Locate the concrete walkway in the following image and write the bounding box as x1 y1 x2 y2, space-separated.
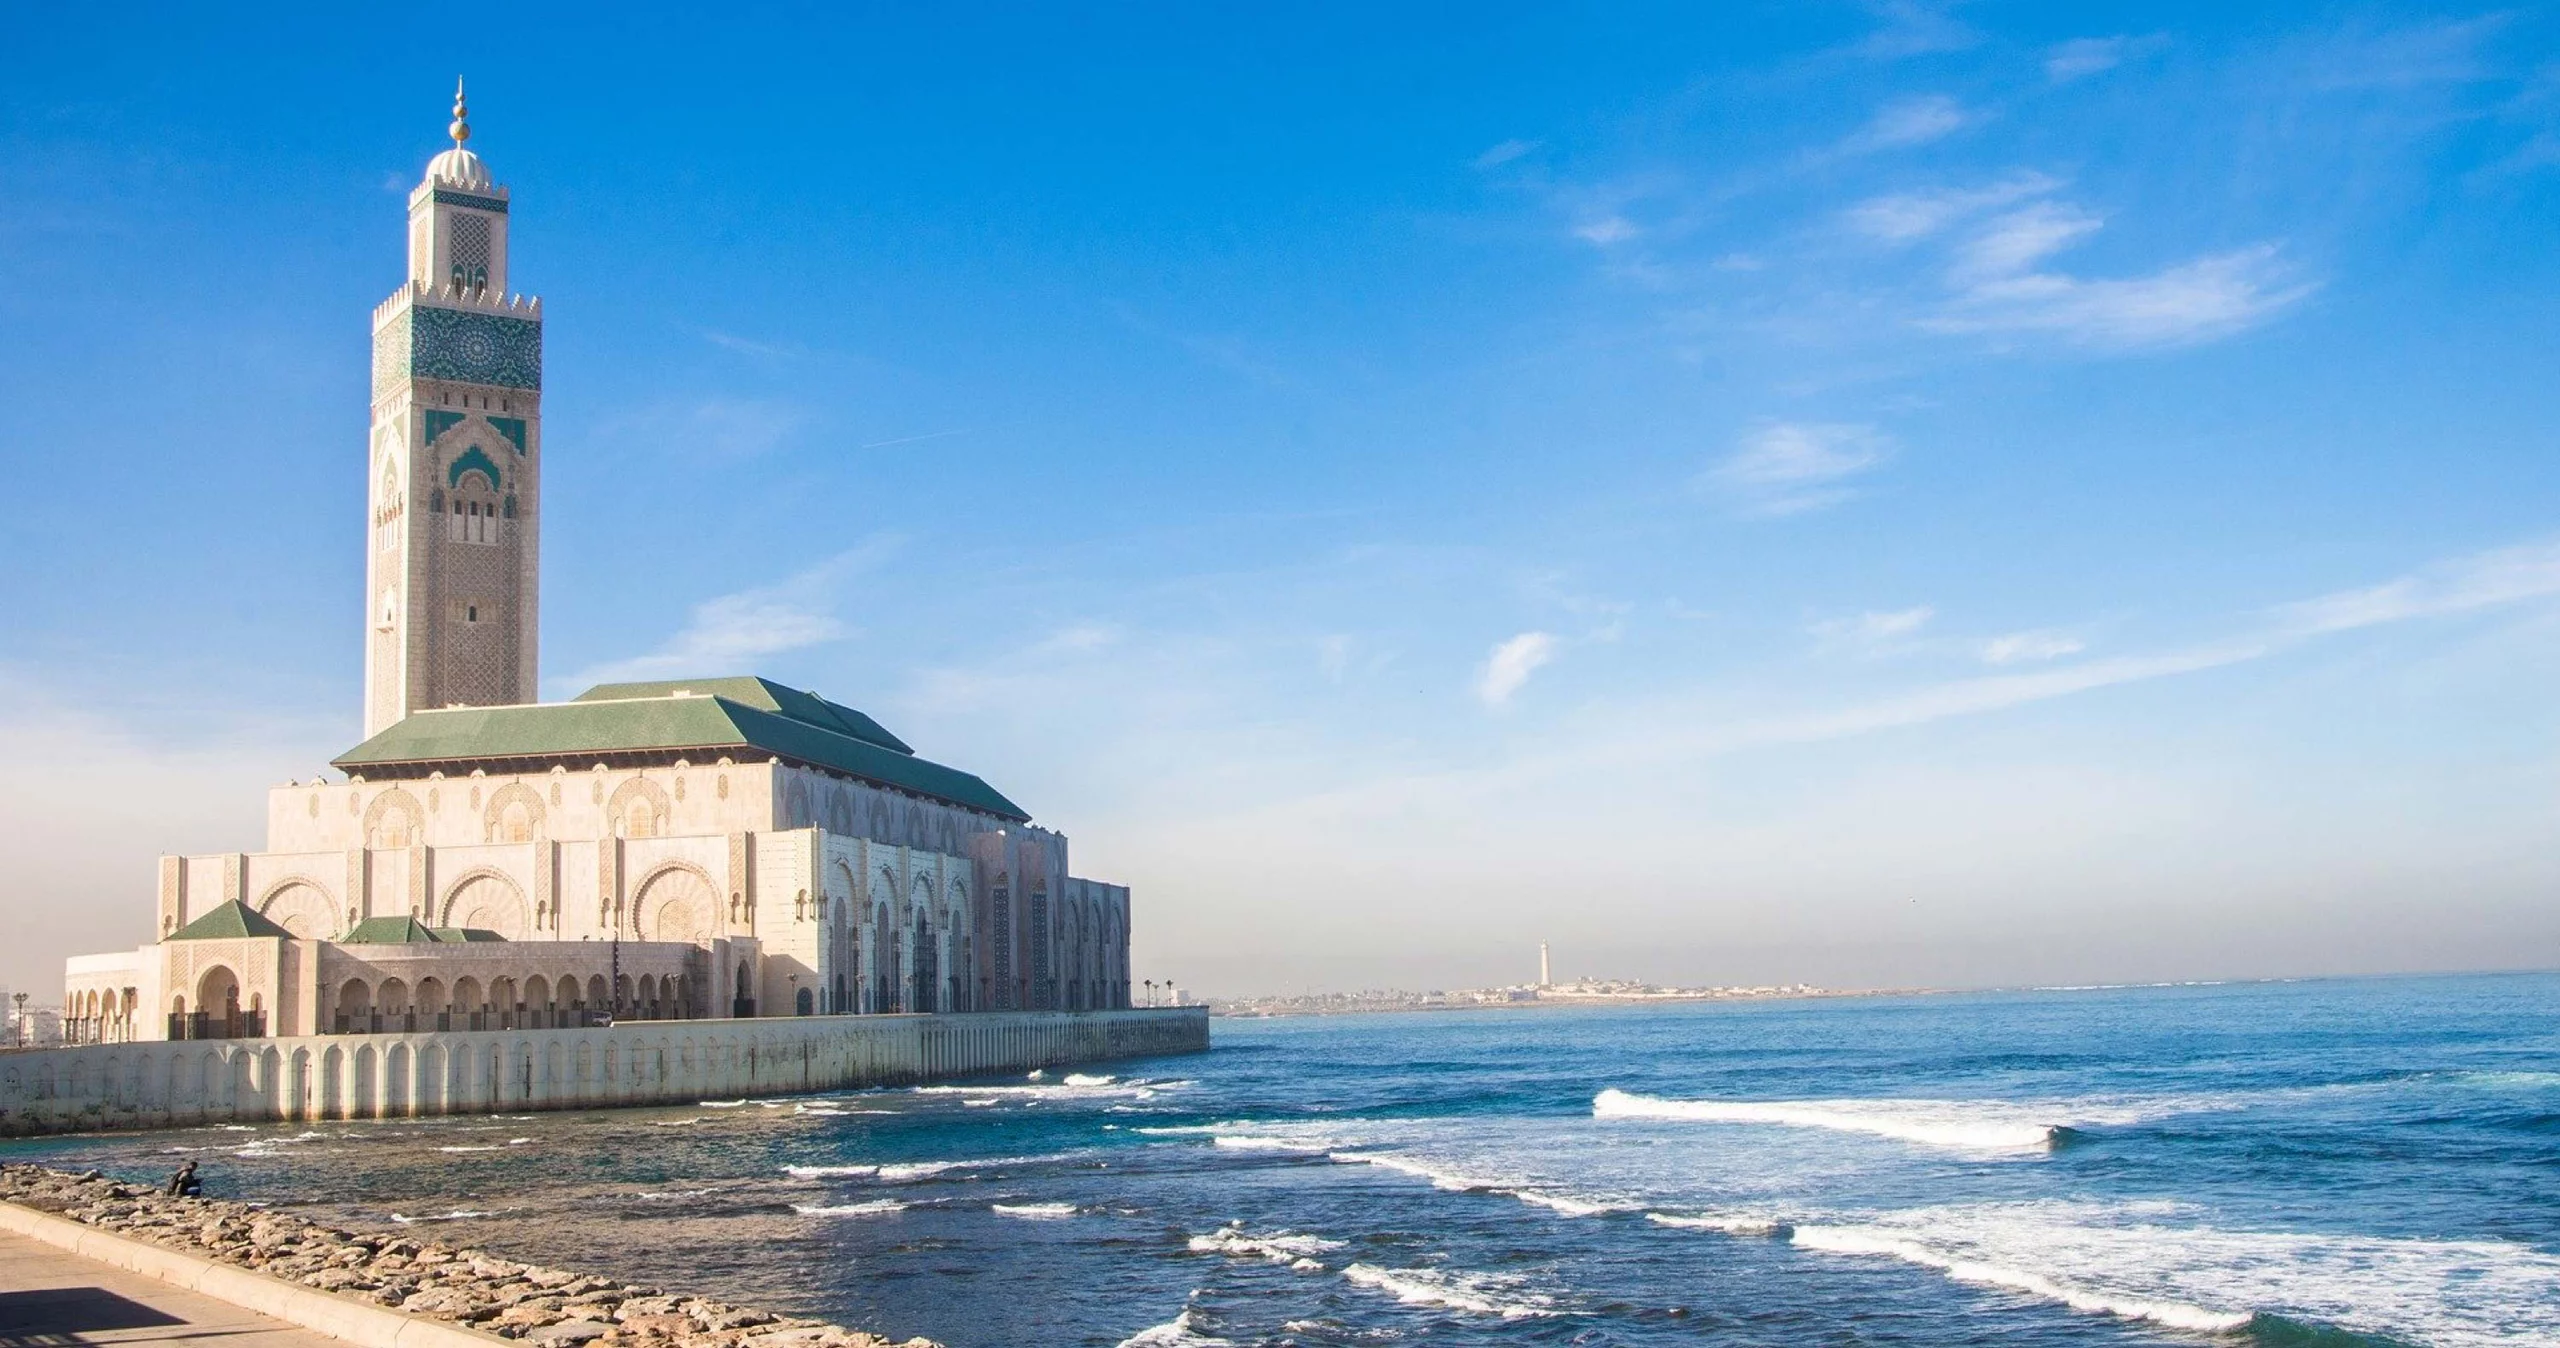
0 1227 340 1347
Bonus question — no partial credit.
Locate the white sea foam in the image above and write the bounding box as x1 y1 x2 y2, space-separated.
793 1200 909 1217
1340 1264 1559 1319
1064 1073 1114 1087
390 1208 504 1224
1511 1190 1625 1218
1646 1210 1790 1237
1793 1224 2250 1332
1591 1087 2218 1153
1327 1150 1503 1192
1791 1200 2560 1347
962 1098 1001 1107
1209 1134 1329 1153
434 1145 502 1153
1187 1224 1345 1265
992 1201 1079 1219
783 1163 879 1179
700 1099 748 1108
1114 1305 1231 1347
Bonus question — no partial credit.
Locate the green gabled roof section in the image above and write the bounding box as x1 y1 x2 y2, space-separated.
574 677 913 755
434 927 508 942
343 916 446 944
332 676 1028 822
168 901 292 942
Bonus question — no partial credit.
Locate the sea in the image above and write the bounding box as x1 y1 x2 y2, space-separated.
9 973 2557 1347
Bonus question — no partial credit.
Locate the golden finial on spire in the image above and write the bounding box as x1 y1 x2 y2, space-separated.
448 77 470 146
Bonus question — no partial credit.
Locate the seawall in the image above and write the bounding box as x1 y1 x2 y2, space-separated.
0 1007 1208 1137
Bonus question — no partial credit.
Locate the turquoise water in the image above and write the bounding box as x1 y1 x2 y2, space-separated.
12 974 2558 1346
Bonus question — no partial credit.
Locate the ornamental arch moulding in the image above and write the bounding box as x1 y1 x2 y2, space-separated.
604 776 671 840
482 780 547 843
257 879 339 940
631 862 719 944
441 870 529 938
363 787 424 851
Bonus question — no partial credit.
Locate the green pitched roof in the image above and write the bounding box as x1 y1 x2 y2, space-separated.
341 917 509 944
343 916 444 944
332 677 1028 821
168 901 292 942
575 677 913 755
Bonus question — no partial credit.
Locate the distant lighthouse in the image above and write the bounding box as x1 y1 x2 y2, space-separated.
1538 942 1551 988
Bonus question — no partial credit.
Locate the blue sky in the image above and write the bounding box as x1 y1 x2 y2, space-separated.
3 4 2557 996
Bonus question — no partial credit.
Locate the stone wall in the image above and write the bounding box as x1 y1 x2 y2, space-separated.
0 1007 1207 1137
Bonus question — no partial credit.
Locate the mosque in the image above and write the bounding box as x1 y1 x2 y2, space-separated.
60 87 1133 1044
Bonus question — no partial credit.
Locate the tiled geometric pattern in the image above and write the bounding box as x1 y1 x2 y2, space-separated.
408 306 543 390
432 188 509 214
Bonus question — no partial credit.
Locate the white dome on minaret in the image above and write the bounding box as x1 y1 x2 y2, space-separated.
422 78 491 189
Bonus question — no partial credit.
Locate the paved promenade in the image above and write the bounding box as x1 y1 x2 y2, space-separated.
0 1226 339 1346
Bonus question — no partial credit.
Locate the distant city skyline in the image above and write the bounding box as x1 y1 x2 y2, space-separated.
4 4 2558 999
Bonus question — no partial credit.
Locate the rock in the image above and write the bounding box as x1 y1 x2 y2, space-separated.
5 1163 936 1348
529 1322 614 1344
498 1298 568 1326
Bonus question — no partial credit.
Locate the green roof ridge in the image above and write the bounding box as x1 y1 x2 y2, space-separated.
569 676 914 754
168 900 294 942
343 915 445 944
333 676 1026 821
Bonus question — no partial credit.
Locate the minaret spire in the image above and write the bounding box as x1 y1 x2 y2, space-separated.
448 77 470 147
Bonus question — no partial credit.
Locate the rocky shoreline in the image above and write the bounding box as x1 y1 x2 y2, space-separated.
1 1164 931 1348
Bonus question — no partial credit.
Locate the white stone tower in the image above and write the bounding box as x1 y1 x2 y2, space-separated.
363 80 543 737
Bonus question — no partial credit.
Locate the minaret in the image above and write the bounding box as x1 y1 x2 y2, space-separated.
363 80 543 736
1539 942 1551 988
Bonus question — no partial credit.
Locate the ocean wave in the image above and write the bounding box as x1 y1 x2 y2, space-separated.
434 1145 503 1153
992 1201 1079 1219
1789 1200 2560 1347
1792 1224 2250 1332
390 1208 506 1224
1187 1224 1344 1266
1592 1087 2212 1153
1115 1305 1232 1347
1210 1134 1330 1153
793 1200 909 1217
1064 1073 1115 1086
783 1163 879 1179
1646 1210 1791 1237
1327 1150 1504 1192
1340 1264 1560 1319
1512 1190 1628 1218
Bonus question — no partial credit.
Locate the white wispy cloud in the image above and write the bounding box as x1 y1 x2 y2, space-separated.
1950 200 2105 280
2271 540 2560 636
1477 631 1559 707
1474 139 1541 169
1927 241 2313 347
1843 174 2058 243
1980 629 2088 665
1843 174 2314 347
559 542 897 689
1812 606 1936 654
1854 1 1977 59
1848 95 1974 152
1574 215 1640 245
1703 422 1892 516
2045 36 2133 83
